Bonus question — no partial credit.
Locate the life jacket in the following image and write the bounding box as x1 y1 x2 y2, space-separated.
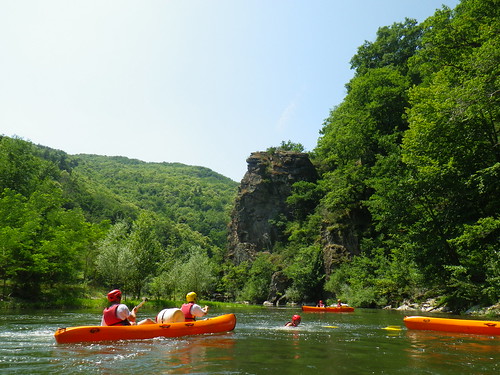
103 304 131 326
181 302 195 321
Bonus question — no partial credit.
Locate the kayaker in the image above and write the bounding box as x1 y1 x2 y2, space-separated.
316 300 325 307
337 299 342 307
101 289 154 326
285 314 301 327
181 292 209 321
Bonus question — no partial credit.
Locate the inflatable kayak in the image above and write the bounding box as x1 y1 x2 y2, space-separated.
302 305 354 313
404 316 499 335
54 313 237 344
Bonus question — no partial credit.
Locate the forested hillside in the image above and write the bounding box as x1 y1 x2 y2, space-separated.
0 137 237 303
300 0 499 311
224 0 499 313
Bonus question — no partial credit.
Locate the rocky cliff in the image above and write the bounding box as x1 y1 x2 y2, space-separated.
227 151 318 264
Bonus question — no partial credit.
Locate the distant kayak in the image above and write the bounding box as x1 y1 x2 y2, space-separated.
54 313 237 344
302 305 354 313
404 316 499 335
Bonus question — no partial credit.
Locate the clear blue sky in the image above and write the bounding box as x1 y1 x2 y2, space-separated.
0 0 459 182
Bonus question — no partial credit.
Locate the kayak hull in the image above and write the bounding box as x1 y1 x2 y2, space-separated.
403 316 499 335
54 313 237 344
302 305 354 313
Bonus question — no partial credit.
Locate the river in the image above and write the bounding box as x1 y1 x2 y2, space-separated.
0 306 498 374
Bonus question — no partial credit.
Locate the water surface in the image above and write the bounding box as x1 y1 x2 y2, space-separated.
1 307 498 374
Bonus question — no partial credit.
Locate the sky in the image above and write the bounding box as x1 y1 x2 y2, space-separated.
0 0 460 182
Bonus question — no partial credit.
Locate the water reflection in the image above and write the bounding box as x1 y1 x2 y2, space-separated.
405 330 500 373
161 334 236 374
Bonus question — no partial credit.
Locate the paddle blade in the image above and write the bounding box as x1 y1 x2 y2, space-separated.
383 325 402 331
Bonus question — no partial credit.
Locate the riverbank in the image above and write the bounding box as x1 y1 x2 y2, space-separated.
387 298 500 318
0 297 264 312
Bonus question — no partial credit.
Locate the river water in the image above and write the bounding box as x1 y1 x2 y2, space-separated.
0 306 498 374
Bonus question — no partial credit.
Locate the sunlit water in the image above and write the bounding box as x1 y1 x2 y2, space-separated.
0 307 498 374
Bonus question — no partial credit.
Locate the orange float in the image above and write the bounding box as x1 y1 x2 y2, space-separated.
54 313 237 344
403 315 499 335
301 305 355 313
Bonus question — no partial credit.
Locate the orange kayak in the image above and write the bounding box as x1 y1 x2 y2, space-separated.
404 316 499 335
302 305 354 313
54 313 237 344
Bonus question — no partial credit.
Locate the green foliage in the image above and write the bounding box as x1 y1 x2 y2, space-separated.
267 140 305 153
150 246 217 300
350 18 422 77
0 182 105 300
73 154 237 248
95 222 132 291
311 0 499 311
324 247 422 308
445 217 500 310
239 253 280 303
0 136 235 303
220 261 251 301
286 181 322 221
283 245 325 301
127 212 163 297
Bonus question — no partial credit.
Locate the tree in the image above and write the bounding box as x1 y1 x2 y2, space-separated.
95 222 132 291
127 212 162 298
284 245 325 302
267 140 305 153
152 247 216 300
350 18 423 77
397 0 500 289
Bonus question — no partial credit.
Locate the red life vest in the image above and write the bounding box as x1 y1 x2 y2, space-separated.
103 304 130 326
181 302 195 321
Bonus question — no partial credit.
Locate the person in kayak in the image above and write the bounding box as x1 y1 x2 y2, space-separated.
181 292 209 321
285 314 301 327
316 300 325 307
101 289 153 326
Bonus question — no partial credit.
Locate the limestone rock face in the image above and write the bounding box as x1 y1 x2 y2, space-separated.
227 151 318 264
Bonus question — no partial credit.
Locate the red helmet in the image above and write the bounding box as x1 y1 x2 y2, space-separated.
292 314 301 322
107 289 122 302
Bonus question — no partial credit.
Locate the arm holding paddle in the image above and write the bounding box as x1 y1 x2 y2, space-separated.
131 298 154 325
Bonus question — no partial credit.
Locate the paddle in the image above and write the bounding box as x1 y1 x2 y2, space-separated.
129 297 150 325
133 297 148 312
382 325 402 331
323 326 338 328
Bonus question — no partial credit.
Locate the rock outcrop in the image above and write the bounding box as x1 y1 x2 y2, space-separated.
227 151 318 264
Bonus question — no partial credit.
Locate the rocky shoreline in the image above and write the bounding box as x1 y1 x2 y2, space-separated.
387 299 500 317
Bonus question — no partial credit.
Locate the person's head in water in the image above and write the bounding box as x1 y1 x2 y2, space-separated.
286 314 301 327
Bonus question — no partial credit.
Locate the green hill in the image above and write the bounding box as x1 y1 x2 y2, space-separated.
0 136 238 303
